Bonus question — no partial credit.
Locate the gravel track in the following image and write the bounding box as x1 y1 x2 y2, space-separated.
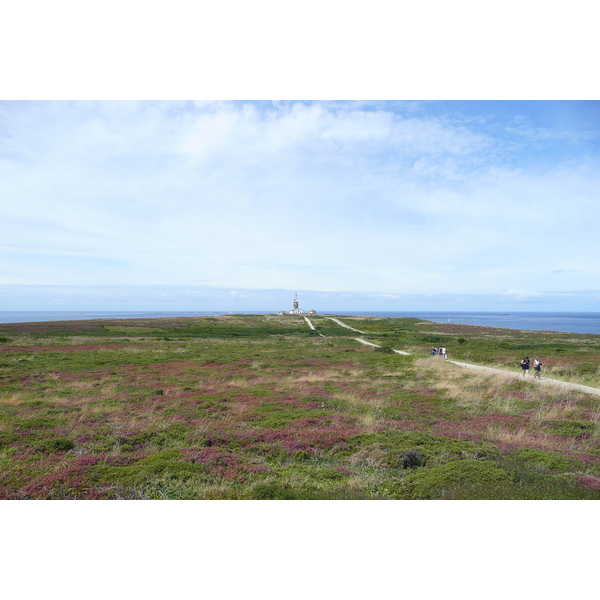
305 316 325 337
353 337 410 355
325 317 366 334
448 360 600 397
326 317 600 398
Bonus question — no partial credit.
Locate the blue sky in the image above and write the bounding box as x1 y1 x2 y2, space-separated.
1 100 599 311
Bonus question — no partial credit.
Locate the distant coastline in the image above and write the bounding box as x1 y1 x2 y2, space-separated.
0 311 227 324
1 310 600 335
334 311 600 335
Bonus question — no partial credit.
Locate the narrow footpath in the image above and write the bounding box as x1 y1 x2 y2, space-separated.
325 317 366 334
447 359 600 398
353 337 410 355
305 316 325 337
320 317 600 399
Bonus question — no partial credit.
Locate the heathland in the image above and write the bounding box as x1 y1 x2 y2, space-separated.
1 314 600 499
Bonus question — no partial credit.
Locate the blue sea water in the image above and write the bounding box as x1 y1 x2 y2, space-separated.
1 310 599 335
333 311 600 335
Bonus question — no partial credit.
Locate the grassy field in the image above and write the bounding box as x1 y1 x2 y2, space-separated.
1 313 600 499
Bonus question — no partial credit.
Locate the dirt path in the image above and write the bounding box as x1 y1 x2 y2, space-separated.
325 317 366 334
305 316 325 337
353 338 410 355
329 317 600 398
447 359 600 397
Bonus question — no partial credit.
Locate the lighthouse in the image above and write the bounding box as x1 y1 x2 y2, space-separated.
277 292 317 315
289 292 304 314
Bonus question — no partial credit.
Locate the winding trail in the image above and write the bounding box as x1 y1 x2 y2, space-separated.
447 360 600 397
324 317 600 398
305 316 325 337
325 317 366 334
353 337 410 355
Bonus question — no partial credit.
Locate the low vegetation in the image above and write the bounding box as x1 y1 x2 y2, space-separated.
1 314 600 499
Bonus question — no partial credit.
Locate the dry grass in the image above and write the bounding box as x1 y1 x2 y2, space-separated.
416 358 590 419
340 368 366 379
98 385 119 398
77 401 124 416
333 391 379 409
225 378 256 388
0 392 25 406
286 370 345 383
332 391 384 432
227 401 258 417
348 442 387 467
484 426 567 450
68 380 98 392
0 392 78 406
464 396 522 416
357 414 382 433
532 401 578 423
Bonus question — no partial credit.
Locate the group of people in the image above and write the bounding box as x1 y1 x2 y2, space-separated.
520 357 543 379
431 346 448 360
429 346 543 378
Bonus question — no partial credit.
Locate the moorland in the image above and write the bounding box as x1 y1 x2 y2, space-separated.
1 313 600 500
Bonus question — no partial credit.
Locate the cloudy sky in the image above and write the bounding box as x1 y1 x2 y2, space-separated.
1 100 599 311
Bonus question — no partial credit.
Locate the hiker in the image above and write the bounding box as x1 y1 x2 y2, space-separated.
431 347 438 357
533 358 542 379
441 347 447 360
520 357 530 377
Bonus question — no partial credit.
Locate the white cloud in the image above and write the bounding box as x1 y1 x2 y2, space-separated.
503 290 542 301
1 101 598 304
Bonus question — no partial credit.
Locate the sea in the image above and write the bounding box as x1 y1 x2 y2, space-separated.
1 310 600 335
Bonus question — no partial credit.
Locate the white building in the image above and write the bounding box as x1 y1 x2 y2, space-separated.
277 293 316 315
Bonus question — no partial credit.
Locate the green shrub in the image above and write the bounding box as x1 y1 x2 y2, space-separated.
401 449 427 469
154 424 192 447
510 449 578 473
252 403 321 429
375 346 395 354
348 443 387 467
92 449 205 487
36 437 75 453
546 420 593 437
0 432 21 448
20 400 53 408
395 459 512 499
249 483 299 500
419 335 451 344
17 416 63 430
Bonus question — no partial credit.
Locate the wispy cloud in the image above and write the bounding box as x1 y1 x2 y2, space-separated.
1 101 599 310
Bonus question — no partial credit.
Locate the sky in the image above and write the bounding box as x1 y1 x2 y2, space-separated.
2 3 598 585
1 100 599 312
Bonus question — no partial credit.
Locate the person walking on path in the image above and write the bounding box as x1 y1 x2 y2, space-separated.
520 357 530 377
533 358 542 379
431 347 438 357
441 347 447 360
